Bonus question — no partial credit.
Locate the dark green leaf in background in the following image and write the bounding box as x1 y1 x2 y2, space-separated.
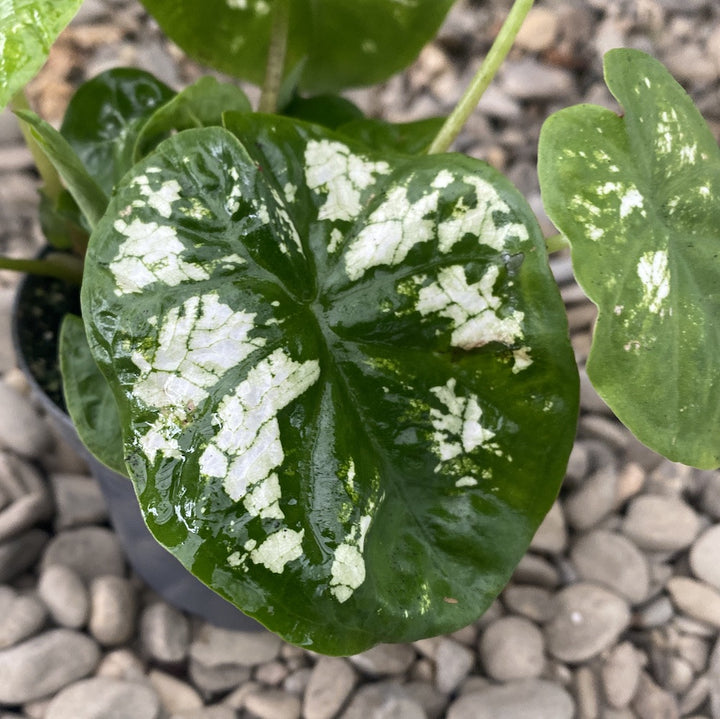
138 0 456 93
282 94 364 130
83 115 577 654
539 49 720 469
60 315 127 477
134 77 252 161
60 68 175 194
337 117 447 155
0 0 83 109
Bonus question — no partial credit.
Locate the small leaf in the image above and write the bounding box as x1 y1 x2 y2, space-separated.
60 315 127 477
83 116 577 654
338 117 446 155
15 110 108 228
138 0 456 93
282 94 364 130
134 76 251 161
60 68 175 194
38 189 88 252
0 0 84 109
538 48 720 468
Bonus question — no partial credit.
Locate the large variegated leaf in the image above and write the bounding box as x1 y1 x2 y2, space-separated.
539 49 720 468
82 116 577 654
0 0 83 108
138 0 456 92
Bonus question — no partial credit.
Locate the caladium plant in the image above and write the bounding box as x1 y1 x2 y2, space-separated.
1 0 719 654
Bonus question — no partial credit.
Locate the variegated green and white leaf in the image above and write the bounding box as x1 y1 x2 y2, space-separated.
0 0 83 108
539 49 720 468
82 116 577 654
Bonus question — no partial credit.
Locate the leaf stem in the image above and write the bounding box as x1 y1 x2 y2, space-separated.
427 0 534 154
0 254 83 285
10 91 64 202
258 0 291 113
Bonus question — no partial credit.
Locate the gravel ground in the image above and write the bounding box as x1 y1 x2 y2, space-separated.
1 1 720 717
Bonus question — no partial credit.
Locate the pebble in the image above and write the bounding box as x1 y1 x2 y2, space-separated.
530 500 567 554
303 656 357 719
41 526 126 581
502 585 555 623
564 465 618 530
349 643 416 676
0 528 49 582
0 592 46 648
511 553 559 588
340 682 426 719
634 596 675 629
244 689 302 719
88 575 136 645
632 672 680 719
689 525 720 590
255 660 289 686
570 530 650 604
514 7 559 52
545 583 631 663
44 678 160 719
50 474 107 529
621 495 701 552
447 679 574 719
0 490 53 543
574 666 599 719
602 642 642 708
148 670 203 714
37 564 89 629
666 577 720 628
140 602 190 664
96 648 146 681
434 638 475 693
479 616 545 681
0 629 100 704
0 381 52 458
501 58 576 101
188 657 251 695
189 624 281 668
170 706 235 719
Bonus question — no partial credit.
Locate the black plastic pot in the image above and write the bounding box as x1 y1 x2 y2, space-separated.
13 272 262 631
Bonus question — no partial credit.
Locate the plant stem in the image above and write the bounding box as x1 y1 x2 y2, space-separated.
545 233 570 253
258 0 291 113
0 254 83 285
10 91 64 203
428 0 534 154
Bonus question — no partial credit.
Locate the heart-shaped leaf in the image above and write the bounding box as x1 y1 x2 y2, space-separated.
539 49 720 469
138 0 456 92
60 315 127 476
60 69 175 194
82 115 577 654
0 0 83 109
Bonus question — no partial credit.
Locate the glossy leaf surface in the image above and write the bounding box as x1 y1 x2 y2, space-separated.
134 77 251 161
60 69 175 195
338 117 446 155
138 0 455 92
539 49 720 468
15 109 107 228
60 315 127 476
282 94 364 130
0 0 83 108
83 115 577 653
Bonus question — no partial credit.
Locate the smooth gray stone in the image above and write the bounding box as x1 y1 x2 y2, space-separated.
140 601 190 664
88 575 136 646
45 677 160 719
41 526 125 582
38 564 90 629
0 629 100 704
50 474 107 530
0 491 53 542
0 528 48 582
189 624 281 668
0 592 47 649
0 381 52 459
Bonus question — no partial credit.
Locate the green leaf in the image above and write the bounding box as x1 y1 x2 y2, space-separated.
38 189 88 252
82 116 578 654
538 48 720 469
60 68 175 195
60 315 127 476
0 0 83 109
15 109 108 228
137 0 456 93
282 94 364 130
134 76 251 162
338 117 446 155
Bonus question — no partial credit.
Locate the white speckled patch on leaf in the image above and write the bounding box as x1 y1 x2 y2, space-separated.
539 48 720 468
83 118 577 654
